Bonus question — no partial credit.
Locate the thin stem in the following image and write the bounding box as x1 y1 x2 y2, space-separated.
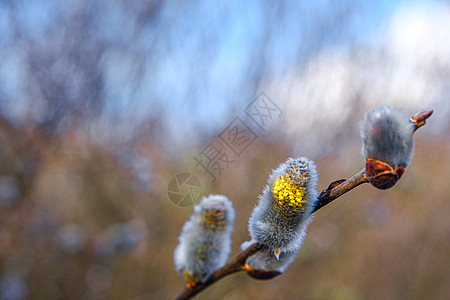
313 169 367 213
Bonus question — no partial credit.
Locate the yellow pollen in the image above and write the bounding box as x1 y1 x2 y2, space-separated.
202 209 226 230
271 175 306 210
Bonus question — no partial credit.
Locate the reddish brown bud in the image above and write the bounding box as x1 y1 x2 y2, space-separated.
410 109 433 131
365 158 404 189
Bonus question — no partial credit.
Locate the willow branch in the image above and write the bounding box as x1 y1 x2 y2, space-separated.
175 170 368 300
174 108 433 300
313 169 367 213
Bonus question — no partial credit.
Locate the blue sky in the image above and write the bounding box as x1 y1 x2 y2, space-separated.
0 0 446 154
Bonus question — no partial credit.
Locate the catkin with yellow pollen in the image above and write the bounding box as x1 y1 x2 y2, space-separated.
174 195 235 285
202 208 227 230
271 174 306 211
247 157 318 258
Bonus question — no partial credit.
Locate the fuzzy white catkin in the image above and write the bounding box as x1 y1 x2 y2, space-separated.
360 105 415 167
248 157 318 256
173 194 235 283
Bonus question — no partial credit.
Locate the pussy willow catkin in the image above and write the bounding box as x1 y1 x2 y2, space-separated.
248 157 318 258
174 194 235 284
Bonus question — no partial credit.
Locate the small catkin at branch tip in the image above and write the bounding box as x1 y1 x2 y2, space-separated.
360 105 414 169
361 106 433 189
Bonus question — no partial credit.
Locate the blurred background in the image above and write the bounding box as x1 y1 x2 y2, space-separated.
0 0 449 299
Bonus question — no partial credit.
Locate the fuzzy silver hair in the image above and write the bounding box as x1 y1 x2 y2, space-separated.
360 105 415 167
248 157 318 255
173 194 235 283
247 246 298 274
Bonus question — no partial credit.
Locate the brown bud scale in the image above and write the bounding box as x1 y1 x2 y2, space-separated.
365 158 404 190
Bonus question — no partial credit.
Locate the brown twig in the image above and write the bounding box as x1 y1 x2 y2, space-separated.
313 169 367 213
174 108 433 300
